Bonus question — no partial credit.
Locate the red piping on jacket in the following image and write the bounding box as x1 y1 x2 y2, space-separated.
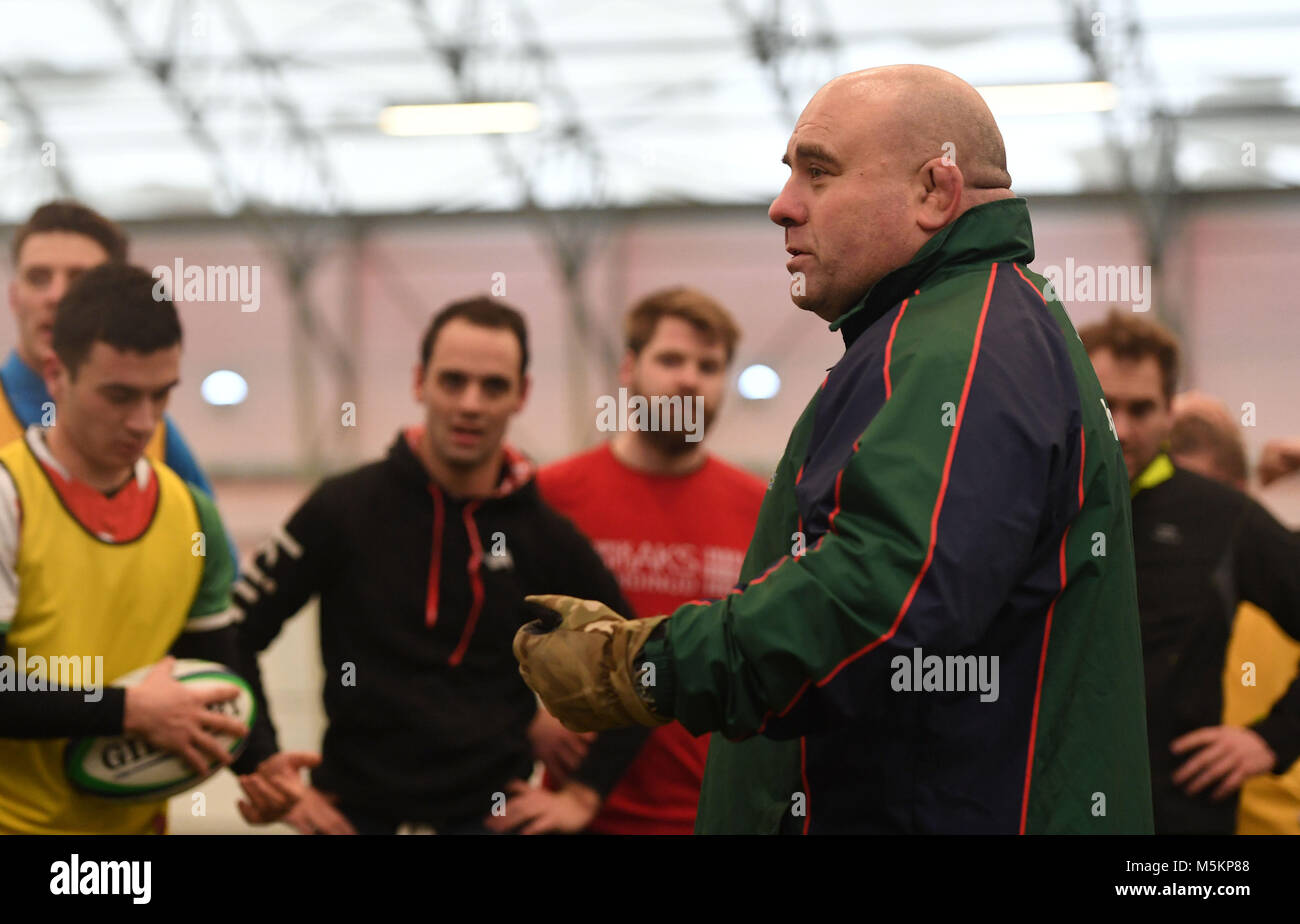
882 293 916 400
826 289 915 534
755 268 997 733
425 484 445 628
781 297 916 792
448 500 486 667
1011 258 1076 831
1020 428 1086 833
1012 263 1045 304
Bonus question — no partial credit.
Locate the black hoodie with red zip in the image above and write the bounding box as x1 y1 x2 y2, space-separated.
232 428 634 827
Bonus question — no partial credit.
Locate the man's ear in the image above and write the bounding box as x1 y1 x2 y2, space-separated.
42 352 67 399
412 362 426 405
515 373 532 412
617 349 637 389
7 279 17 314
915 157 964 232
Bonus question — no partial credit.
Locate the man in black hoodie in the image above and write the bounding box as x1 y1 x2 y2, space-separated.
233 296 630 834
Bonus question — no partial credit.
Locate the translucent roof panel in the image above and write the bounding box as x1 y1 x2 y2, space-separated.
0 0 1297 221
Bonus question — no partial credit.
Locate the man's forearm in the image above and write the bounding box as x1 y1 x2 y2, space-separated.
0 628 127 738
1251 671 1300 773
571 725 654 797
0 687 125 738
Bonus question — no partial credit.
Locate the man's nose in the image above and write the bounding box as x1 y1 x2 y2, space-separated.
768 179 805 227
46 273 70 306
126 401 158 436
457 384 487 413
676 369 702 396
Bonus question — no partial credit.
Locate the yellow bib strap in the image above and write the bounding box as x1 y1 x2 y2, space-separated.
1131 452 1175 498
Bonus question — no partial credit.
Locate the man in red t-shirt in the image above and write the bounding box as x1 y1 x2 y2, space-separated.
495 287 765 835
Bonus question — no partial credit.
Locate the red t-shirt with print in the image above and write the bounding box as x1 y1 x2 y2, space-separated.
538 443 765 835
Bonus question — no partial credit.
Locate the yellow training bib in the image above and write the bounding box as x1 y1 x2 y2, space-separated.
0 436 204 834
1222 601 1300 835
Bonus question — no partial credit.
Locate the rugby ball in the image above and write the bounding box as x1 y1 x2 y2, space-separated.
65 659 256 801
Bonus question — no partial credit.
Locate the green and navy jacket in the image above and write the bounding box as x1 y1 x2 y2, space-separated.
643 198 1154 834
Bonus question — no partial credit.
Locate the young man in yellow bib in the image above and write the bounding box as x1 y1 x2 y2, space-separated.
0 263 305 833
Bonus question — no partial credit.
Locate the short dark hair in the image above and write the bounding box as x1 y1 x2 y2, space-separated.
1078 308 1181 404
420 296 529 377
11 200 129 265
53 264 182 378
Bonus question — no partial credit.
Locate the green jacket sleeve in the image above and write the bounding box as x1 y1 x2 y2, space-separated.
183 484 237 627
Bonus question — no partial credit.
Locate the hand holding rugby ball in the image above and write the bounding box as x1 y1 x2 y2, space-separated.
65 657 254 801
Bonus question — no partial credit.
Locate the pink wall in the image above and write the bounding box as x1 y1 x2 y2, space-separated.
4 196 1298 532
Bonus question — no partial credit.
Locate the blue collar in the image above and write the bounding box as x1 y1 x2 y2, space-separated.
0 350 54 426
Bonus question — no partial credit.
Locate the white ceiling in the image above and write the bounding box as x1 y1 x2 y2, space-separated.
1 0 1297 221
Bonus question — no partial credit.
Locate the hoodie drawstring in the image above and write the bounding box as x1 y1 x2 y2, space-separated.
448 500 485 667
425 484 445 627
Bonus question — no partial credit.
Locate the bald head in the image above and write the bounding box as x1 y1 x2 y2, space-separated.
817 65 1012 191
1170 390 1248 488
771 65 1015 322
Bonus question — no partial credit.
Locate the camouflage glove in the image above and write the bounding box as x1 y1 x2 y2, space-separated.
513 594 670 733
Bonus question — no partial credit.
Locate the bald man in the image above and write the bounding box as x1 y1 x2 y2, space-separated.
514 66 1153 834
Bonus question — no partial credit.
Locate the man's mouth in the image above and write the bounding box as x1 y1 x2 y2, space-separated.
450 425 483 446
115 439 148 457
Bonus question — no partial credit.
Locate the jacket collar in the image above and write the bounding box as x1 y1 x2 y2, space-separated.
830 197 1037 348
1130 451 1175 499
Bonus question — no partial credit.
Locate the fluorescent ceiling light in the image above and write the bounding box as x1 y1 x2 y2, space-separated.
379 102 540 136
976 82 1117 115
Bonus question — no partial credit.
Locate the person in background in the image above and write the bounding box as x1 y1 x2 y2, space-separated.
233 296 632 834
0 264 304 833
1081 309 1300 834
4 201 214 493
491 287 765 834
1170 390 1300 834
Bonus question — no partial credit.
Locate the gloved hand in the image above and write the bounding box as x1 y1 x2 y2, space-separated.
513 594 670 733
